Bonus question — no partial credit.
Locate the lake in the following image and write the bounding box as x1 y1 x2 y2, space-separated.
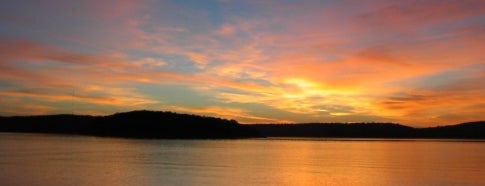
0 133 484 186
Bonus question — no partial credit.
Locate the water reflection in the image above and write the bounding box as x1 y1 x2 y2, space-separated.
0 133 484 186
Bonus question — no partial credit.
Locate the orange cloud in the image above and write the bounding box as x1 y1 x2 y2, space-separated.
186 52 209 69
0 97 56 116
1 0 483 126
168 106 292 124
376 91 485 127
371 66 485 126
0 88 157 108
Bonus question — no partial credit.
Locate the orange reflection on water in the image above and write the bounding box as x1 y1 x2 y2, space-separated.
1 134 484 186
262 139 388 185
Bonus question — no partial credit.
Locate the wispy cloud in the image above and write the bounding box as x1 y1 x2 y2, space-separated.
168 106 292 124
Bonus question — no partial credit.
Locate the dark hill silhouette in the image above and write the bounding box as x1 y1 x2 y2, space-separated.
417 121 485 139
250 121 485 139
0 110 261 139
0 111 484 139
250 123 416 138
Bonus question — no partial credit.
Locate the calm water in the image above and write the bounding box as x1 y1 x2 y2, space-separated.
0 133 484 186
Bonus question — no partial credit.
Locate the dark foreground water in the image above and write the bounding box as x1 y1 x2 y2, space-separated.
0 133 484 186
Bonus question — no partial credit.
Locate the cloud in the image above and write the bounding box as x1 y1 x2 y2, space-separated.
168 106 292 124
377 92 485 126
0 97 57 116
375 66 485 126
185 52 209 69
0 38 130 68
133 57 167 68
356 0 485 32
216 24 236 36
0 0 483 126
0 87 158 107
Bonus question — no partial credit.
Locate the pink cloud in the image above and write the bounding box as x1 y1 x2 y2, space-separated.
216 24 236 36
1 0 483 125
356 1 485 32
185 52 209 69
0 38 128 68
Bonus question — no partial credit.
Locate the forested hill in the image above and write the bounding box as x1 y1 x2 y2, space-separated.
0 111 484 139
416 121 485 139
251 123 415 138
0 110 261 139
251 121 485 139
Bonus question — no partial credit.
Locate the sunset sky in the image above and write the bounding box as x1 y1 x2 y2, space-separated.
0 0 483 126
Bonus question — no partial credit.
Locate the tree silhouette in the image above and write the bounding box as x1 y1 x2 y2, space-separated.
0 110 262 139
0 111 484 139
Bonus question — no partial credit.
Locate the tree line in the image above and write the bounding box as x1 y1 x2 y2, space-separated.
0 110 483 139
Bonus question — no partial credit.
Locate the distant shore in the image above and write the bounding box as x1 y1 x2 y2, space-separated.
1 110 484 139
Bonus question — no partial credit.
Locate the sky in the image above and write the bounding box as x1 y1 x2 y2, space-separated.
0 0 483 126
